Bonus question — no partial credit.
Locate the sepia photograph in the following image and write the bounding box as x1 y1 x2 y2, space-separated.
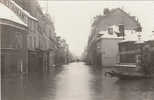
1 0 154 100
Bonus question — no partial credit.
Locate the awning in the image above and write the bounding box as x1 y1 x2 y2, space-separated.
0 3 27 27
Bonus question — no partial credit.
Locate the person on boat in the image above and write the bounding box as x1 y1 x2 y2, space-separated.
141 44 152 76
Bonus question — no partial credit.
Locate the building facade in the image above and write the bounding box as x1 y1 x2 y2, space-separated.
97 35 123 67
86 8 142 66
1 0 58 73
0 2 28 75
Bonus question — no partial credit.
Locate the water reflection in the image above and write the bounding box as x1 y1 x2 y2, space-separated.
2 62 154 100
53 63 92 100
115 79 154 100
89 66 104 100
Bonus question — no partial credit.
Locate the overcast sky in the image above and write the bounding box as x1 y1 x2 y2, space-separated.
39 1 154 56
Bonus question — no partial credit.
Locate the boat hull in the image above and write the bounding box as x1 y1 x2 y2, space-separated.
106 71 153 80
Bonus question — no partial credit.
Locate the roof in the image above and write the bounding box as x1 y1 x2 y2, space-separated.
92 8 141 28
110 8 140 25
0 3 27 26
120 31 144 43
99 30 123 39
99 29 144 43
11 0 38 21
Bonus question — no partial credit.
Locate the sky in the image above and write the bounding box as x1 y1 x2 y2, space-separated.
39 1 154 57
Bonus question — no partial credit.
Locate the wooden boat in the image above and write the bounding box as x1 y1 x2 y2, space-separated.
105 71 153 80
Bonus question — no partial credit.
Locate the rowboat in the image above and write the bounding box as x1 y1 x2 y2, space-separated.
105 71 153 80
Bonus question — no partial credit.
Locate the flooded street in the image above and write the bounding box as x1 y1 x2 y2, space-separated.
2 62 154 100
1 1 154 100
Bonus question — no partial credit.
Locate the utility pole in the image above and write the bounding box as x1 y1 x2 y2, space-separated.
46 0 48 13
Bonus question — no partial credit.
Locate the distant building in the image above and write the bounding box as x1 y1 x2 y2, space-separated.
87 8 142 66
55 37 70 65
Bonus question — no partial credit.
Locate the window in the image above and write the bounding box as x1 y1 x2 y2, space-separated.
108 27 113 35
29 36 33 49
34 36 36 49
13 32 23 49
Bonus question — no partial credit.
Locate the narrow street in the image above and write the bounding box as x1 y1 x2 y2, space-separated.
2 62 154 100
1 1 154 100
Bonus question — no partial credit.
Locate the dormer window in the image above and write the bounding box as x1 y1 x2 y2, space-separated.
108 27 113 35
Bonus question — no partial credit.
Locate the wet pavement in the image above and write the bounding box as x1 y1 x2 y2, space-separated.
2 62 154 100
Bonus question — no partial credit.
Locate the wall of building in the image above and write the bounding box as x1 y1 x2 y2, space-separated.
100 38 122 67
119 41 138 64
1 24 28 75
1 0 70 73
86 8 142 66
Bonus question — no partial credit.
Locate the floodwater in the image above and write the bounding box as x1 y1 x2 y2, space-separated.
2 62 154 100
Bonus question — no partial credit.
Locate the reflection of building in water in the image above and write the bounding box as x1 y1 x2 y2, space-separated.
89 67 104 100
115 79 154 100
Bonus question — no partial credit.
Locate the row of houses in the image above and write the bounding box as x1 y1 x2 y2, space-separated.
84 8 144 67
0 0 71 75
